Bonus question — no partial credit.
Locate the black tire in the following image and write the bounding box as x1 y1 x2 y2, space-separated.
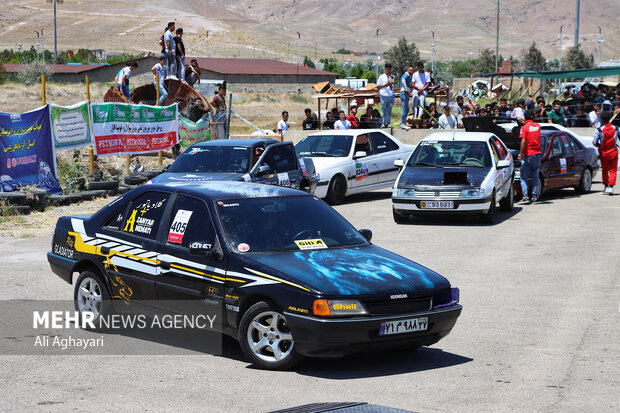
393 207 408 223
87 180 119 191
238 301 303 370
6 205 31 215
142 171 158 179
73 270 113 331
116 185 132 194
80 190 106 201
576 168 592 194
49 194 71 206
0 192 28 206
481 192 496 224
499 179 514 212
150 168 166 175
124 175 148 185
326 175 346 205
28 189 49 211
66 193 83 204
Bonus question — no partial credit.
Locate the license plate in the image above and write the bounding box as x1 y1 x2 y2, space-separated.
514 170 521 179
421 201 453 209
379 317 429 336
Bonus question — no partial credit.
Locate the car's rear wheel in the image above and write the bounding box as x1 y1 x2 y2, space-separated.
73 270 113 330
481 192 496 224
326 175 346 205
393 207 408 223
499 178 514 211
576 168 592 194
238 301 303 370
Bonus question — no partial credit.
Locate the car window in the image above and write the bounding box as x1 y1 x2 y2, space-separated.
559 135 573 156
166 195 216 247
259 144 297 173
168 145 251 173
540 134 551 155
295 135 353 158
408 140 492 168
566 135 582 152
121 191 169 240
354 134 374 156
491 136 509 159
488 139 499 163
105 205 128 231
549 136 564 158
369 132 399 154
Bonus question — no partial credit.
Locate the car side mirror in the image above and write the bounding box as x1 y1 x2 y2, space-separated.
256 164 271 176
394 159 405 168
353 151 367 159
496 160 511 169
358 229 372 242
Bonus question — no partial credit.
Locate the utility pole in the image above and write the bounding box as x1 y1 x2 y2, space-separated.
495 0 500 73
41 29 45 64
597 26 603 67
376 29 380 82
206 30 210 57
431 31 435 73
34 31 40 61
559 25 564 70
574 0 580 47
47 0 63 62
296 32 301 66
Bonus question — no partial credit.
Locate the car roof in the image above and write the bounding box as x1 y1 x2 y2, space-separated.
145 181 306 200
307 129 390 136
421 131 495 142
194 138 280 147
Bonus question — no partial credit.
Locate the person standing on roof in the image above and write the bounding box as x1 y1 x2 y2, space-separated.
411 61 430 118
163 21 177 78
593 111 620 195
116 62 138 99
399 65 413 129
518 110 542 204
376 63 395 128
151 56 168 105
174 28 186 82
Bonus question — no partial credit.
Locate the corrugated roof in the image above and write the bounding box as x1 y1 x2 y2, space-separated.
2 63 106 74
189 57 337 76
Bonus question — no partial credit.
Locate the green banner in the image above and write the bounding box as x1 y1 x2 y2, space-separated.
179 117 210 147
92 103 177 124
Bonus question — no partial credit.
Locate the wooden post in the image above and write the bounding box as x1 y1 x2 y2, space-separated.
86 75 95 173
126 155 131 176
41 74 46 105
158 151 163 167
155 73 160 105
317 97 321 130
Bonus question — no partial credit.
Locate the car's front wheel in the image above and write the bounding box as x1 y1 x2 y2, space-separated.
499 178 514 211
326 175 346 205
73 269 113 330
238 301 303 370
481 192 496 224
393 207 408 224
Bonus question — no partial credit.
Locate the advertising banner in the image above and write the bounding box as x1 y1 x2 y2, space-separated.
0 105 62 193
50 101 93 151
91 103 178 156
179 116 210 147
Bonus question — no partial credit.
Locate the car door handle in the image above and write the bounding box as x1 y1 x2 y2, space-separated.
160 261 171 270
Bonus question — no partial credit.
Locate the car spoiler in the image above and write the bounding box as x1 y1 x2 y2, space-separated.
462 117 521 150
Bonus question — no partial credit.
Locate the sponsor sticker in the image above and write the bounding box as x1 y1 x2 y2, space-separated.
167 209 193 243
560 158 567 174
237 243 250 252
294 238 328 250
355 162 369 180
278 172 291 187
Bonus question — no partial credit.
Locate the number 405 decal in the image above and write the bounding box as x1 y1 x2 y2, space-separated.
168 209 193 243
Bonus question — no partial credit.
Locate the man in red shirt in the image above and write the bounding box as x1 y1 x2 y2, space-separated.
593 111 620 195
347 105 359 129
518 110 542 204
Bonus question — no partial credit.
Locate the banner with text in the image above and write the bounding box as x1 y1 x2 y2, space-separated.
50 101 93 151
179 116 210 147
91 103 178 156
0 105 62 193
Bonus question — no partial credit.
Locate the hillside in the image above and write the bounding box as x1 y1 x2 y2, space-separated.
0 0 618 65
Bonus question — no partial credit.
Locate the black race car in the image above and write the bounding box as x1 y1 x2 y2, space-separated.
150 139 319 194
47 182 461 370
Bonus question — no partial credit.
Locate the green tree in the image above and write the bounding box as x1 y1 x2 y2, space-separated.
523 42 547 71
303 56 315 68
349 64 365 79
361 70 376 83
563 44 593 70
473 48 496 74
320 58 346 77
0 63 5 84
385 37 420 77
451 60 474 78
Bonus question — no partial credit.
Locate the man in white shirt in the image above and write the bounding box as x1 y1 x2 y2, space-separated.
116 62 138 99
438 105 457 129
334 110 352 130
399 65 414 129
151 56 168 105
411 61 430 117
376 63 395 128
511 100 525 124
589 103 602 128
163 21 177 78
277 111 289 138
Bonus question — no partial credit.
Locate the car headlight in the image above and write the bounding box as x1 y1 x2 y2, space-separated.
313 299 368 316
461 188 485 198
392 188 414 198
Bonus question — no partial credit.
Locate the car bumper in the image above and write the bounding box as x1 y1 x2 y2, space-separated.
47 252 75 284
392 197 492 214
284 304 462 357
314 180 330 198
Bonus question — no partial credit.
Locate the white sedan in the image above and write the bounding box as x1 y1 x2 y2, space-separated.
295 130 414 204
392 132 514 224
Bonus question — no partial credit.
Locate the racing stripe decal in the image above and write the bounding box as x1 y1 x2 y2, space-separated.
245 268 311 292
71 218 86 234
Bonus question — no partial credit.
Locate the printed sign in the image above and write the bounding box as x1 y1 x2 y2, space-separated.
91 103 178 156
168 209 193 243
278 172 290 187
179 116 210 147
560 158 567 174
0 105 62 193
50 101 93 150
294 239 328 250
355 162 369 180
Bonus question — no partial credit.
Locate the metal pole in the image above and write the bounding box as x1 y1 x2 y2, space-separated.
574 0 580 47
495 0 500 73
597 26 602 67
53 0 57 62
431 31 435 73
559 25 563 70
376 29 380 82
86 75 94 173
206 30 209 57
41 29 45 65
296 32 301 66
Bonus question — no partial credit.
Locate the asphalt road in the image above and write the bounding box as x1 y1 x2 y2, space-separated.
0 181 618 412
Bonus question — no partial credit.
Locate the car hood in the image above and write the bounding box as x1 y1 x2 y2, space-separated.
151 172 245 184
308 156 348 172
244 244 450 296
397 166 490 188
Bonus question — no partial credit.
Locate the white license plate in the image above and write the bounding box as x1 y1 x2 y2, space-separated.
514 170 521 179
379 317 429 336
421 201 453 209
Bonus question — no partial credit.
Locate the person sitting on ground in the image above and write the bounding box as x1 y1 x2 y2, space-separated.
185 59 202 87
371 109 382 128
421 102 440 123
438 105 457 129
347 105 359 128
334 110 352 130
302 108 318 130
322 112 335 129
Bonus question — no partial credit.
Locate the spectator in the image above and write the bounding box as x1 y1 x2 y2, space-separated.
526 95 536 109
210 85 228 138
589 103 602 128
277 111 289 137
438 105 457 129
359 106 373 128
302 108 318 130
518 110 542 204
347 105 359 128
151 56 168 105
174 28 186 81
493 107 501 118
421 102 440 128
412 61 430 118
593 111 619 195
331 107 339 118
453 95 465 116
512 100 525 124
163 21 177 78
376 63 395 128
571 104 590 127
457 106 470 128
334 110 352 130
322 112 335 129
116 62 138 99
498 98 509 117
371 109 382 128
548 100 565 126
185 59 202 87
400 64 414 129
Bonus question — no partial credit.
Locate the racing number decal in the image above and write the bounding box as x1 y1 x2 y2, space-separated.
560 158 567 174
168 209 193 243
355 163 369 180
278 172 291 187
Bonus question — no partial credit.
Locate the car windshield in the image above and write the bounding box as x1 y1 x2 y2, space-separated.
168 146 251 173
217 196 368 253
295 135 353 157
407 141 492 168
